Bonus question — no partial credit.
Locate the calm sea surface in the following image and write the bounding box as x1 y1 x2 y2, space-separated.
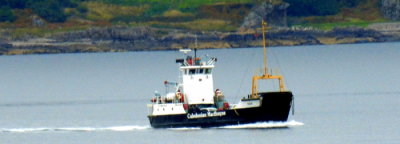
0 42 399 144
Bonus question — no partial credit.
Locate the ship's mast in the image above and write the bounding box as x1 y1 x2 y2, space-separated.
251 20 287 99
262 20 268 75
194 34 198 59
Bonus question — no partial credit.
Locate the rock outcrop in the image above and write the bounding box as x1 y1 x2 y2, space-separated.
3 25 397 55
240 1 289 29
0 38 12 48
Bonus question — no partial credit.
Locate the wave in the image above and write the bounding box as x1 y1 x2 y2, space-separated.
0 99 141 107
302 91 400 97
219 120 304 129
0 125 151 133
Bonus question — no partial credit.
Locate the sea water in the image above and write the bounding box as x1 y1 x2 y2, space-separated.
0 42 399 144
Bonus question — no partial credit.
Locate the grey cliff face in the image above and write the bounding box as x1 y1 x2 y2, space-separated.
381 0 400 20
241 2 289 29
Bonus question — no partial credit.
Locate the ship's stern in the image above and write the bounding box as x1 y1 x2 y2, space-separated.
258 91 293 121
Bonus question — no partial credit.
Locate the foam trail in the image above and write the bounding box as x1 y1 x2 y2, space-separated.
220 120 304 129
148 120 303 130
0 125 151 133
1 121 303 133
167 127 202 131
102 125 150 131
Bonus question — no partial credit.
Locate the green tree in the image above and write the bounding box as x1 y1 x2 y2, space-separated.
0 0 82 23
338 0 365 8
0 6 16 22
30 0 67 22
4 0 27 8
285 0 340 16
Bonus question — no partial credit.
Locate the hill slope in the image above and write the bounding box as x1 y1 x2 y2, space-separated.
1 0 400 55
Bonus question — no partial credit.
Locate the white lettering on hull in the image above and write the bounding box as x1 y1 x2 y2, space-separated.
187 111 226 119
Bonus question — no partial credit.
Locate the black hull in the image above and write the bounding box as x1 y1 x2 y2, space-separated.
148 92 293 128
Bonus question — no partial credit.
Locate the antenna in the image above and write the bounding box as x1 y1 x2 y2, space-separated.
251 20 287 99
194 34 198 59
261 20 268 76
194 48 197 60
195 34 198 49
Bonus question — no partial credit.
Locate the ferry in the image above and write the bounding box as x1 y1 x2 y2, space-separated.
147 21 293 128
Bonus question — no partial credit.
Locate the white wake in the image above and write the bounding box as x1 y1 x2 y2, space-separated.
167 120 304 130
220 120 304 129
1 121 303 133
0 125 151 133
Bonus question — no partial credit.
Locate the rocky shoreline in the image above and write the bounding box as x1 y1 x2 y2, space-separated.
2 0 400 55
1 23 400 55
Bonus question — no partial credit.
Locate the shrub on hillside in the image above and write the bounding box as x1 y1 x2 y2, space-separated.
285 0 367 17
0 0 26 9
0 0 79 23
339 0 366 8
285 0 340 16
77 5 88 13
30 0 67 22
0 6 16 22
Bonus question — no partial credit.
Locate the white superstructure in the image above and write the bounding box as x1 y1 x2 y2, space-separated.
180 64 215 104
148 49 219 116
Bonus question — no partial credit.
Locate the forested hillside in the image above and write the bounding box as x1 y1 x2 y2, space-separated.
1 0 399 55
0 0 78 22
0 0 385 30
286 0 366 16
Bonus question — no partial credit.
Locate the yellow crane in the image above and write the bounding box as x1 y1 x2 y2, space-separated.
251 20 287 99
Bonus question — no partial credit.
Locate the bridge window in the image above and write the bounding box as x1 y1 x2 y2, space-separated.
198 69 204 74
205 68 212 74
188 68 210 75
189 69 196 75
